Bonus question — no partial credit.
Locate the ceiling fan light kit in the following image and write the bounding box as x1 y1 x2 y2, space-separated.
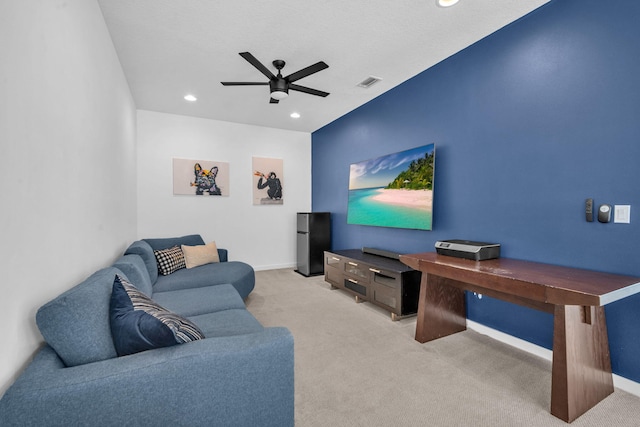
437 0 460 7
269 71 289 100
271 90 288 100
221 52 329 103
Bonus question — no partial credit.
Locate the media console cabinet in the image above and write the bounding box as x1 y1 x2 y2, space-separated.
323 249 421 321
400 251 640 423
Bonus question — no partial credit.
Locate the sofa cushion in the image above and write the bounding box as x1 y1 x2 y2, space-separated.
110 275 204 357
112 254 153 296
124 240 158 283
144 234 205 251
188 308 264 338
153 261 255 299
153 284 246 317
36 267 119 367
154 246 186 276
182 241 220 268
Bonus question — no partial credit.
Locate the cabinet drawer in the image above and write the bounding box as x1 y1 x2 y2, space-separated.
344 261 369 280
344 278 367 298
370 268 400 289
325 254 341 268
325 266 342 286
373 288 397 311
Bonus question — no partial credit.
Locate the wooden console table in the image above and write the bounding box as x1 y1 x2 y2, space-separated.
399 252 640 423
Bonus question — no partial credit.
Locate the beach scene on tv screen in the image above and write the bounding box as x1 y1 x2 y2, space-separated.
347 144 435 231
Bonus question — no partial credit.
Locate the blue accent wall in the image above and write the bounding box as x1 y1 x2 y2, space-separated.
312 0 640 382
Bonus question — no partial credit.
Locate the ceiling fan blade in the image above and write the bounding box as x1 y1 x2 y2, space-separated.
289 84 329 97
239 52 276 80
269 97 279 104
285 61 329 83
220 82 269 86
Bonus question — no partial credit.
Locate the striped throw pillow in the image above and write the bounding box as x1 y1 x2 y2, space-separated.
109 275 205 356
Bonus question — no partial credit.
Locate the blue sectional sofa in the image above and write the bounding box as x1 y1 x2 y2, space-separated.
0 235 294 427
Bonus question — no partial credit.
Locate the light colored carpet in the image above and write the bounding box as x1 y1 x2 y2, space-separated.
245 268 640 426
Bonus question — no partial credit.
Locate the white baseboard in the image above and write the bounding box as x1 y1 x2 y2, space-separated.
467 320 640 398
253 263 296 272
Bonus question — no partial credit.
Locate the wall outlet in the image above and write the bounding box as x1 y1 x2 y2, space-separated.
614 205 631 223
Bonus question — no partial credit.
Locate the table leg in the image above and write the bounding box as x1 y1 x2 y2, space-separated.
551 305 614 423
415 274 466 343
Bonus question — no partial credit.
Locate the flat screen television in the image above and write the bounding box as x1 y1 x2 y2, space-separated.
347 144 435 231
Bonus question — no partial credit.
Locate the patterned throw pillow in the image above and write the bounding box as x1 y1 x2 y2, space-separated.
154 245 186 275
109 275 205 357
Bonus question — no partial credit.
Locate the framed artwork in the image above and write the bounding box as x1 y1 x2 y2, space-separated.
347 144 435 230
173 158 230 196
252 157 283 205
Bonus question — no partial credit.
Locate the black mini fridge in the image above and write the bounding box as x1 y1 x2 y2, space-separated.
296 212 331 276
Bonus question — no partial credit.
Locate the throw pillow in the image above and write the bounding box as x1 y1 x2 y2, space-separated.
109 275 205 356
154 245 186 275
181 241 220 269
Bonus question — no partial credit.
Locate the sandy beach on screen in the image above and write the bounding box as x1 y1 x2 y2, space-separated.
371 188 433 209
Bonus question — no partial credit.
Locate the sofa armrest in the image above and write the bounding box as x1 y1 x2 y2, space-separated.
0 328 294 427
217 248 228 262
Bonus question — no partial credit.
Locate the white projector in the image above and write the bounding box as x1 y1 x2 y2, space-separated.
435 240 501 261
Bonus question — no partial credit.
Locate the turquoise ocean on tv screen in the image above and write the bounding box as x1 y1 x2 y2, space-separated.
347 188 432 230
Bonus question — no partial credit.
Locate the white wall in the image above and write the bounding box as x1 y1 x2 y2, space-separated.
136 110 312 270
0 1 137 394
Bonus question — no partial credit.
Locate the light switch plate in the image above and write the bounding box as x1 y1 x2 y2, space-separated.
614 205 631 223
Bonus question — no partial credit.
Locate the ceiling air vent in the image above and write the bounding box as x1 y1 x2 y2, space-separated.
357 76 382 89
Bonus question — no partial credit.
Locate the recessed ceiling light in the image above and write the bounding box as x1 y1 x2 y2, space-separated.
184 94 197 102
290 112 301 119
437 0 459 7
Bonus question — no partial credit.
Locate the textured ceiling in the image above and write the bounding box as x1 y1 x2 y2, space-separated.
97 0 550 133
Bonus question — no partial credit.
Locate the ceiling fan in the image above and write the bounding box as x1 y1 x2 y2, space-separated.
221 52 329 103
